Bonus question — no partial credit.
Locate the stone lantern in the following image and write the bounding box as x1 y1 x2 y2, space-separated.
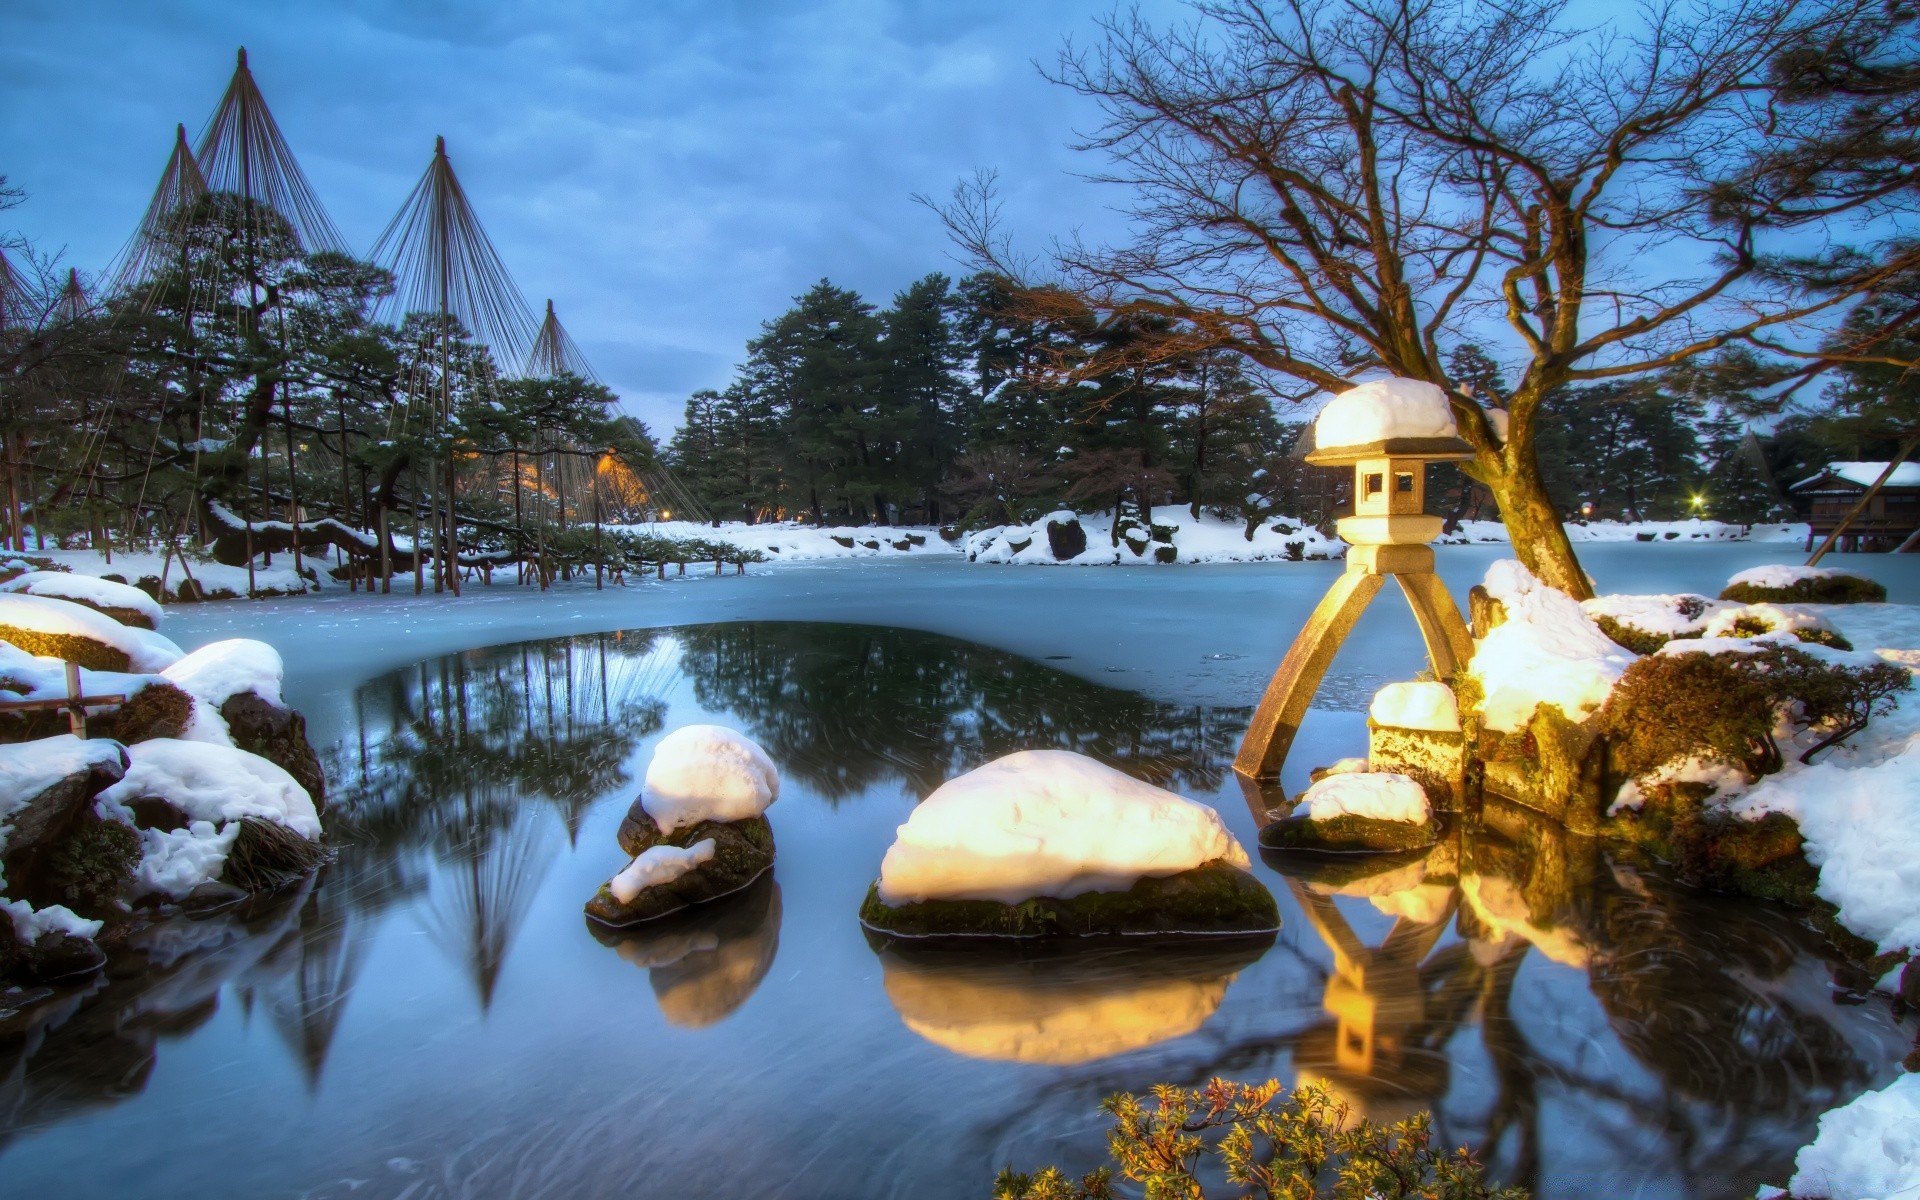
1234 380 1476 785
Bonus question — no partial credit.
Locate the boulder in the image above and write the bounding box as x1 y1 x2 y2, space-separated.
584 801 776 927
1044 513 1087 561
1261 771 1441 854
219 691 326 808
1 740 132 915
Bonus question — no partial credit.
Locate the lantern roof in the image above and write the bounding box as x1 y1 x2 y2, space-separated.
1304 436 1474 466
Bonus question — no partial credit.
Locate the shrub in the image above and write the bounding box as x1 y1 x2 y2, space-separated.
993 1080 1523 1200
1600 643 1913 780
1720 574 1886 605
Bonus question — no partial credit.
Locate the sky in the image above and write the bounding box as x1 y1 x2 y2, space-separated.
1 0 1170 437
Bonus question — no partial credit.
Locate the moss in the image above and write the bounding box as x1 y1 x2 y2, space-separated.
40 815 140 918
0 626 130 672
1260 813 1439 854
1593 615 1700 655
858 859 1279 940
97 683 194 744
1719 574 1886 605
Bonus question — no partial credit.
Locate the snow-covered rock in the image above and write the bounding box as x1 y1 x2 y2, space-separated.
1299 772 1432 824
1729 563 1861 592
1725 735 1920 958
0 571 163 628
1314 378 1458 448
875 749 1249 906
610 839 716 904
642 725 779 835
97 738 319 838
967 506 1342 566
1368 681 1459 732
1471 560 1635 732
0 735 127 824
1787 1073 1920 1200
0 592 183 671
162 638 285 708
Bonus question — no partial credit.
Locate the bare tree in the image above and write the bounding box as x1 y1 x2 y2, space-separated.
939 0 1919 596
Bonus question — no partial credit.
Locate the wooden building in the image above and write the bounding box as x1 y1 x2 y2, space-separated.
1790 461 1920 551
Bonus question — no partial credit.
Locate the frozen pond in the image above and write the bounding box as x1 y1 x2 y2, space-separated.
4 546 1919 1198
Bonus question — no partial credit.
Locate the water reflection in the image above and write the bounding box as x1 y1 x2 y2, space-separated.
589 876 783 1028
873 937 1273 1065
0 622 1908 1200
675 623 1244 800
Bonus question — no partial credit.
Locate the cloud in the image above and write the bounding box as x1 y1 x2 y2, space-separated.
1 0 1167 435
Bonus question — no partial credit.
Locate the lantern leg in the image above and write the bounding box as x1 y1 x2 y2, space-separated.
1234 569 1386 783
1393 572 1472 680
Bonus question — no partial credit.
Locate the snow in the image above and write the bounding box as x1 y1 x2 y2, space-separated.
1443 519 1808 546
1580 593 1725 639
0 735 126 829
1 898 102 945
1700 601 1841 643
1725 737 1920 957
34 546 314 599
97 739 320 838
609 838 717 904
875 749 1250 906
1313 378 1458 448
1790 460 1920 490
1470 560 1636 732
967 506 1343 566
1368 681 1459 732
130 822 239 898
1728 563 1872 591
0 571 163 625
0 592 184 671
641 725 780 835
162 638 285 708
1787 1073 1920 1200
1298 771 1431 824
606 520 953 563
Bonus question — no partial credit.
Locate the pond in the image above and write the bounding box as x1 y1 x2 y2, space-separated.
1 621 1912 1200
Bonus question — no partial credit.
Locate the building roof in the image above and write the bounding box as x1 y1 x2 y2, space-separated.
1789 461 1920 491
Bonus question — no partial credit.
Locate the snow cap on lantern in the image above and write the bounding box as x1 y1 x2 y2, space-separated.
1306 378 1473 548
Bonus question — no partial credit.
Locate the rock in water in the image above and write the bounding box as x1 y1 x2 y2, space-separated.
585 725 781 927
585 804 775 926
861 749 1276 939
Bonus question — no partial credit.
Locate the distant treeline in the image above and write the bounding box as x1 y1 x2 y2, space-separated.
665 275 1888 532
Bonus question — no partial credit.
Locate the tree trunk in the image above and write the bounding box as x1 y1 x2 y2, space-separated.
1477 447 1590 599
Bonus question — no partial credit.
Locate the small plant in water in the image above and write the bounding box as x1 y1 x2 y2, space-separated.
993 1080 1524 1200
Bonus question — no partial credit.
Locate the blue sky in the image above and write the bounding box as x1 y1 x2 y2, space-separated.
1 1 1163 436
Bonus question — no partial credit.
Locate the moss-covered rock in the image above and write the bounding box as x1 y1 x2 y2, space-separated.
1260 813 1439 854
0 627 129 672
1720 573 1885 605
1606 780 1819 906
586 802 776 927
1480 703 1610 834
857 859 1278 940
37 815 139 919
0 742 130 914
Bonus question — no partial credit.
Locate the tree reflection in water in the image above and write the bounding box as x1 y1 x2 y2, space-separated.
0 623 1909 1200
673 623 1246 801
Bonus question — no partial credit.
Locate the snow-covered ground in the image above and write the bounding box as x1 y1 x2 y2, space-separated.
1778 1072 1920 1200
606 520 952 562
18 546 314 597
1444 518 1809 545
966 507 1343 565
